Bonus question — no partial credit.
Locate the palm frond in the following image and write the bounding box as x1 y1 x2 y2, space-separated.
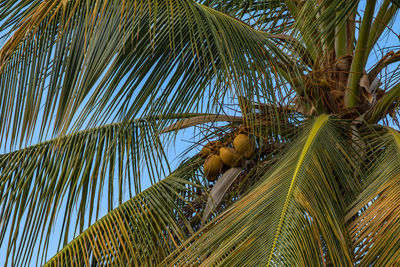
199 0 292 32
392 0 400 8
43 157 204 266
285 0 358 60
0 0 291 147
164 115 361 266
366 0 398 57
0 117 170 266
161 114 242 134
347 127 400 265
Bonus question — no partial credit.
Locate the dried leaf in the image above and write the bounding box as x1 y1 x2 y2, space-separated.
360 74 370 93
161 115 243 133
202 167 242 224
370 77 381 93
360 73 374 104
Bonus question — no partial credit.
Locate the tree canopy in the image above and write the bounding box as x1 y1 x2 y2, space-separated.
0 0 400 266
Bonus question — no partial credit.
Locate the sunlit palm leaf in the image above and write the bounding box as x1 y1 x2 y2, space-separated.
164 115 361 266
347 128 400 266
42 157 204 266
0 117 170 266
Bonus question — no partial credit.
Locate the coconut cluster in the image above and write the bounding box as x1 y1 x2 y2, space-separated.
202 133 255 181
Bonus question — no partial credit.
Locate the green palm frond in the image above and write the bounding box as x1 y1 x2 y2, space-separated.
0 117 172 266
0 0 41 41
199 0 291 32
282 0 358 60
347 128 400 265
0 0 292 147
366 0 398 57
164 115 361 266
43 157 204 266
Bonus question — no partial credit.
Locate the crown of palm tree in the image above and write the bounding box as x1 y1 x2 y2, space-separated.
0 0 400 266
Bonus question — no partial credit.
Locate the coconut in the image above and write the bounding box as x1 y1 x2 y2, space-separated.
219 147 243 167
206 174 218 182
204 155 223 180
244 147 255 159
200 146 213 159
200 141 221 158
233 134 252 154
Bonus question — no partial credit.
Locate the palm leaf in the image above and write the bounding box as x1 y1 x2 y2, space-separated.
0 117 170 266
43 157 204 266
282 0 358 59
347 127 400 265
0 0 291 147
164 115 361 266
392 0 400 8
200 0 292 32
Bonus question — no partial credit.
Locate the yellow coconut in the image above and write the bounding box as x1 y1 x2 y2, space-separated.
244 147 255 159
206 174 218 182
200 141 221 158
233 134 252 154
204 155 223 180
219 147 243 167
200 146 213 159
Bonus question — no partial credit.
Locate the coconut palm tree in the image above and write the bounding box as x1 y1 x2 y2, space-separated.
0 0 400 266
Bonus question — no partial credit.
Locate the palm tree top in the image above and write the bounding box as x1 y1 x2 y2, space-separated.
0 0 399 266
